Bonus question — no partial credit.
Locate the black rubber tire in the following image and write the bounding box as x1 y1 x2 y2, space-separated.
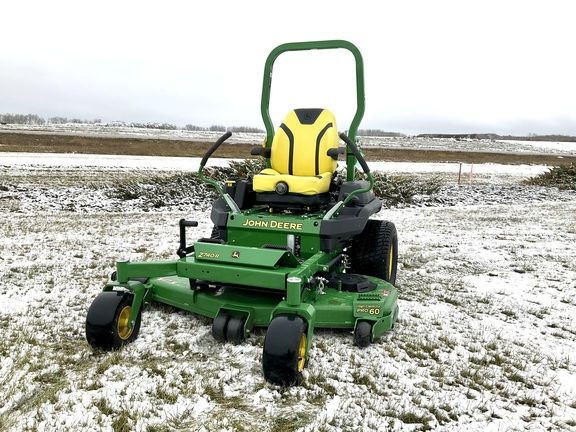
354 321 372 348
226 315 246 345
263 314 307 386
86 291 141 351
350 219 398 285
212 312 230 342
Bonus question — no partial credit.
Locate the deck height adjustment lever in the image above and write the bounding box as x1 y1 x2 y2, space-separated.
177 219 199 258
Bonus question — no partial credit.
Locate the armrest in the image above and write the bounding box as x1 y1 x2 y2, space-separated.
326 147 346 160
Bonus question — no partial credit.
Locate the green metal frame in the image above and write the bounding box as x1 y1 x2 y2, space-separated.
110 209 398 351
95 39 399 362
107 270 397 356
198 160 240 214
260 39 365 182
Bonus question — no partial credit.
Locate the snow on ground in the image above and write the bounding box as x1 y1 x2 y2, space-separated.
0 152 550 178
0 153 233 171
496 140 576 154
0 156 575 431
358 136 576 156
369 161 549 178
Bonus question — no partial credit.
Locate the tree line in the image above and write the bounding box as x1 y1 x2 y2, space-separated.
0 113 406 137
5 112 570 141
417 133 576 142
357 129 406 137
0 112 265 133
0 113 103 125
184 124 264 133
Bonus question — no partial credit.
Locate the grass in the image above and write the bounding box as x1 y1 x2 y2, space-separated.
94 398 114 416
111 412 133 432
269 414 312 432
155 386 178 404
401 339 441 362
395 411 433 427
501 308 518 319
0 412 15 431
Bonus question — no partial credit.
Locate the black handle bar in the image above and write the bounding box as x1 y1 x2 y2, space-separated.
339 132 370 174
200 131 232 169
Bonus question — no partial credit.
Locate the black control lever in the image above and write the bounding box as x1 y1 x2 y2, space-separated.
339 132 370 174
177 219 199 258
200 131 232 170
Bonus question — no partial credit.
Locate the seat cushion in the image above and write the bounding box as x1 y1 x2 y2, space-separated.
253 168 332 196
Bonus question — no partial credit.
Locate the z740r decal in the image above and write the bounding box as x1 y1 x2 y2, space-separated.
197 252 220 259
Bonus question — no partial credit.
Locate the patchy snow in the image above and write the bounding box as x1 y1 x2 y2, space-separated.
0 156 575 431
497 139 576 153
1 156 572 215
0 152 234 171
0 296 27 315
358 135 576 156
0 152 550 178
369 161 549 177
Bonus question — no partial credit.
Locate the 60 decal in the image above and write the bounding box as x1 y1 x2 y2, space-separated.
355 304 381 316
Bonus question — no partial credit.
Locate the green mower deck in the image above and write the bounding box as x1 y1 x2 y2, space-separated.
104 272 398 349
86 39 400 386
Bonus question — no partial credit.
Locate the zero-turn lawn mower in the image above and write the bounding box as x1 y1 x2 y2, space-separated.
86 40 399 386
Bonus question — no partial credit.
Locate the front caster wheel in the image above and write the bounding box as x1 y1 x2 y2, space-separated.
212 312 230 342
353 321 372 348
86 291 141 351
226 315 246 345
263 314 307 386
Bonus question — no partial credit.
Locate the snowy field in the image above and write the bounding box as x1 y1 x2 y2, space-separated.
2 124 576 156
0 152 550 178
1 155 575 431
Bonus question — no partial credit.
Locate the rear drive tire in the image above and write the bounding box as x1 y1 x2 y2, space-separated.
263 315 307 386
86 291 141 351
350 220 398 285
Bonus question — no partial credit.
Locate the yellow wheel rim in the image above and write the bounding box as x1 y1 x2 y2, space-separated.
117 306 133 340
297 333 307 372
388 244 394 280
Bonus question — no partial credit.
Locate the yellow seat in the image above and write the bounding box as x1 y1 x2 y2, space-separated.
253 109 339 196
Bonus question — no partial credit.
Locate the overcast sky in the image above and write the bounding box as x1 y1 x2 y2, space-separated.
1 0 575 134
